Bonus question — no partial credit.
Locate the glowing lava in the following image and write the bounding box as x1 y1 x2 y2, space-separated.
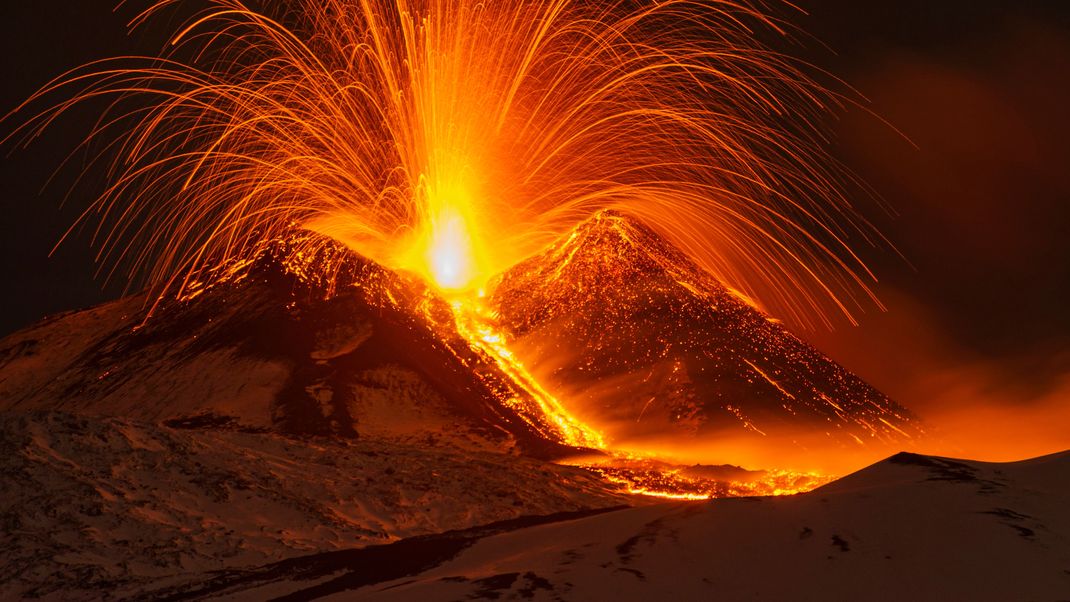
580 462 835 499
8 0 890 330
448 295 606 450
6 0 903 499
426 214 474 290
419 207 482 292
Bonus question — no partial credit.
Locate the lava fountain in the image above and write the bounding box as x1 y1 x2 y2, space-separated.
6 0 883 326
4 0 900 497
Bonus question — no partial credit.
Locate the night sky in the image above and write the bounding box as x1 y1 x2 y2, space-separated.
1 2 1067 423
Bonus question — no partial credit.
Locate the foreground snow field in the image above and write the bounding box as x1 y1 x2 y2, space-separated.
141 450 1070 601
0 411 626 599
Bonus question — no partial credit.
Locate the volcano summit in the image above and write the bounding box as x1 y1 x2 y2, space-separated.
491 212 923 456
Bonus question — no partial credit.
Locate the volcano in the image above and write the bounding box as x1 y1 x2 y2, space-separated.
491 211 923 455
0 247 587 459
1 213 1062 600
0 212 921 461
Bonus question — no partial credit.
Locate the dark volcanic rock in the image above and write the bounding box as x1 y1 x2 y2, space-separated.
489 210 923 448
0 247 575 458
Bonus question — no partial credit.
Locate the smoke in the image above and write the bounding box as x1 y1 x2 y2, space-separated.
791 8 1070 467
808 287 1070 466
918 367 1070 463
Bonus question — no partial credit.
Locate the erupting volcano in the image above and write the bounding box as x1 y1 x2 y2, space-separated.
1 0 912 491
3 0 1067 599
1 212 906 501
8 0 886 328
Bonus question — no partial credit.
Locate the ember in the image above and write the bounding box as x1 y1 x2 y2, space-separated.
8 0 884 328
5 0 917 499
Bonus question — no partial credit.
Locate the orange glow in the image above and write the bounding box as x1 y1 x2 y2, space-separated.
4 0 915 499
422 207 481 292
568 453 834 499
426 214 474 290
7 0 887 329
448 295 606 449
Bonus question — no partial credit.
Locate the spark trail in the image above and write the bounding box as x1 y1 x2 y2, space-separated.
4 0 893 498
8 0 883 328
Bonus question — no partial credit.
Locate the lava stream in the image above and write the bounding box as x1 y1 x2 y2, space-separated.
443 293 832 500
447 295 606 450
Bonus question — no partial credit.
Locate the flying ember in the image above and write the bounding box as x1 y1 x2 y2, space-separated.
4 0 898 498
7 0 883 327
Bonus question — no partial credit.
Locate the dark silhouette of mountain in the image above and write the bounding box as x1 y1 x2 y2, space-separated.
0 246 580 458
490 210 923 448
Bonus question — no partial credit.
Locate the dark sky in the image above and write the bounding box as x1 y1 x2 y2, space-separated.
1 1 1068 422
795 1 1070 424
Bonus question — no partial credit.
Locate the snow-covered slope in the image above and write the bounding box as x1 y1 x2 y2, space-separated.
0 252 584 458
0 411 626 599
152 450 1070 601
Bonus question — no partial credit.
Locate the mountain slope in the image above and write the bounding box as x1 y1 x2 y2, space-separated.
0 245 641 599
0 411 626 599
0 248 580 458
490 211 923 457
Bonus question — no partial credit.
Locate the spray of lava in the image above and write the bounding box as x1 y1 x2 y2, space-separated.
5 0 888 497
7 0 884 328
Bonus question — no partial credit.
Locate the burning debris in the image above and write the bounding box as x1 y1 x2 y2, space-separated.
8 0 885 329
1 0 932 500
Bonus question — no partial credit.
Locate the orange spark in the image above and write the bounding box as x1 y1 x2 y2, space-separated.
6 0 884 328
3 0 897 498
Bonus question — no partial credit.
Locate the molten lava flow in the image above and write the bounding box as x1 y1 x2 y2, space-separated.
577 459 835 500
448 295 606 450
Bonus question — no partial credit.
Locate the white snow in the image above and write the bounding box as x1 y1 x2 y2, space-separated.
0 411 626 599
220 451 1070 602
